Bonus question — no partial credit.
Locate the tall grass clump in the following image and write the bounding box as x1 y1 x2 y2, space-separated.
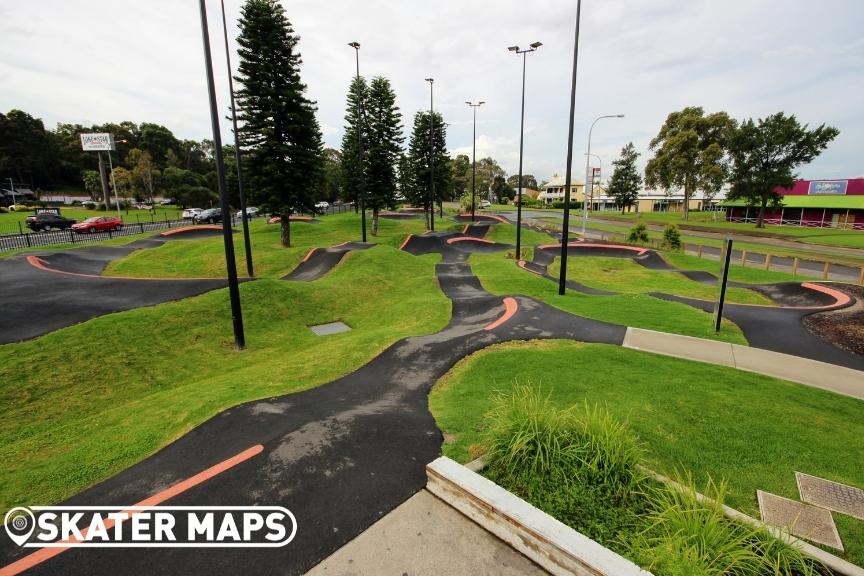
631 475 825 576
482 384 647 547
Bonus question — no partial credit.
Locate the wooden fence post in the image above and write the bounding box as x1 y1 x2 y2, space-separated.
698 245 703 258
792 257 799 276
859 267 864 286
822 261 830 280
764 254 772 271
740 250 747 266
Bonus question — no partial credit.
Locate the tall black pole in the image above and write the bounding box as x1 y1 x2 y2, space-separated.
558 0 582 296
515 52 527 260
351 44 367 242
220 0 253 278
714 238 733 332
428 79 435 232
199 0 245 349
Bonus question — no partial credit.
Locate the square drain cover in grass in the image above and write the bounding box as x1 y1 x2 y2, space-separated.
757 490 843 550
309 321 351 336
797 471 864 521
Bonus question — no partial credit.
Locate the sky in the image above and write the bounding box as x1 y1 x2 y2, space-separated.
1 0 862 185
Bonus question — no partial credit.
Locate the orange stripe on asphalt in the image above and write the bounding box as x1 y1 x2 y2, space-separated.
446 237 496 245
517 260 543 276
461 224 470 234
399 235 413 250
801 282 852 308
301 248 318 263
484 297 518 331
159 225 222 236
0 444 264 576
25 256 249 282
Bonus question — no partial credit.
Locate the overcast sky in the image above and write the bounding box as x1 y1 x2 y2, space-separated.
1 0 862 184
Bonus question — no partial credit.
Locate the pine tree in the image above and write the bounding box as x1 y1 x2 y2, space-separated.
406 111 450 228
340 76 369 213
234 0 324 247
364 77 403 236
607 142 642 213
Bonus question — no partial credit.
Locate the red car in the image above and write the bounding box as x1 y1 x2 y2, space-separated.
72 216 123 234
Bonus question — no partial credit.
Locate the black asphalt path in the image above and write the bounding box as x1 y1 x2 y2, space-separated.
282 242 374 281
0 230 624 576
0 233 246 344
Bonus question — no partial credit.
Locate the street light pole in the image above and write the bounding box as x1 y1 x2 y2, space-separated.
425 78 435 231
8 178 16 206
581 114 624 237
106 149 122 219
465 101 485 222
585 152 601 214
220 0 254 278
557 0 582 296
198 0 245 349
349 42 367 243
509 41 541 261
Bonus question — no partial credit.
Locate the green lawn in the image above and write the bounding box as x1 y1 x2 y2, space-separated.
104 212 427 279
430 340 864 567
545 256 773 306
0 206 182 227
0 234 450 512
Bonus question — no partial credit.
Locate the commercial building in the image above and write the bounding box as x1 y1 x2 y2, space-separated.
723 179 864 229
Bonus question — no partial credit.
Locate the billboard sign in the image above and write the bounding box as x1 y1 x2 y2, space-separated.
808 180 847 195
80 133 115 151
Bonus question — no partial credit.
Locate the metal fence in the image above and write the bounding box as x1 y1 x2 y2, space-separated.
725 216 864 230
0 218 189 253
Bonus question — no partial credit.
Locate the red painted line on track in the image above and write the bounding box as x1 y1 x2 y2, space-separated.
446 237 496 245
477 213 510 224
25 255 246 282
801 282 852 308
537 242 647 255
517 260 543 276
301 248 318 263
484 297 519 331
399 235 414 250
462 224 470 234
158 225 222 236
0 444 264 576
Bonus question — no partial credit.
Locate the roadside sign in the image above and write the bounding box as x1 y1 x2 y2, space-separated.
35 208 60 215
80 133 116 151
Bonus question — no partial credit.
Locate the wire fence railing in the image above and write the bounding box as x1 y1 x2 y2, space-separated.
0 218 189 253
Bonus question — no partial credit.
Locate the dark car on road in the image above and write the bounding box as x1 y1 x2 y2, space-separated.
193 208 222 224
25 213 77 232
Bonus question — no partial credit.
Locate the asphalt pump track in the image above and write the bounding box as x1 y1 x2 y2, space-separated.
0 230 625 575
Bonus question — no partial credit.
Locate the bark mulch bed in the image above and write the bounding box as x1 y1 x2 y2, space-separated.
803 284 864 356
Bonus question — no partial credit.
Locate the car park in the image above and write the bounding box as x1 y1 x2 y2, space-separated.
193 208 222 224
72 216 123 234
314 201 329 210
25 212 77 232
182 208 203 220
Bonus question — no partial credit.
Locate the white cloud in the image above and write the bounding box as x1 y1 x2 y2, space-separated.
1 0 861 182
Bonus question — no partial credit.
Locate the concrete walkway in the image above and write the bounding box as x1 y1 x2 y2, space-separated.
307 490 548 576
623 327 864 401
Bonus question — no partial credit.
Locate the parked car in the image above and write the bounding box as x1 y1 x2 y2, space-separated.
81 200 97 209
314 201 330 210
479 200 492 209
182 208 203 220
159 198 175 206
25 212 77 232
235 206 260 219
135 203 153 210
72 216 123 234
193 208 222 224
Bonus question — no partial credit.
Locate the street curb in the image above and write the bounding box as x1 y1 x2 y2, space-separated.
426 457 652 576
622 327 864 401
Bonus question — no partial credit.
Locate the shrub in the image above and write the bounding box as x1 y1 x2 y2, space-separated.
662 224 682 250
627 223 649 244
0 206 7 213
630 475 824 576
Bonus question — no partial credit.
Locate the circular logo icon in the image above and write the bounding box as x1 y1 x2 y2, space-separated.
4 507 35 546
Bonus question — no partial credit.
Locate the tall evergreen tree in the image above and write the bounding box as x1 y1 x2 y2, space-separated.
607 142 642 213
364 77 403 235
406 111 449 228
234 0 324 247
340 76 369 212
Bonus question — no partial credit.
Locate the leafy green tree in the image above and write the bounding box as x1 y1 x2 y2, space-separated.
507 173 538 191
469 157 505 204
235 0 324 246
645 107 735 221
397 153 417 203
0 109 58 188
340 76 369 211
320 148 342 203
137 123 181 167
81 170 102 200
406 111 450 227
727 112 839 228
364 77 403 235
491 175 514 204
607 142 642 213
448 154 470 201
127 149 160 203
162 167 215 207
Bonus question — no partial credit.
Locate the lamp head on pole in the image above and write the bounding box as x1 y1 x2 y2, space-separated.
348 41 360 49
425 78 433 83
530 41 543 49
508 46 519 52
